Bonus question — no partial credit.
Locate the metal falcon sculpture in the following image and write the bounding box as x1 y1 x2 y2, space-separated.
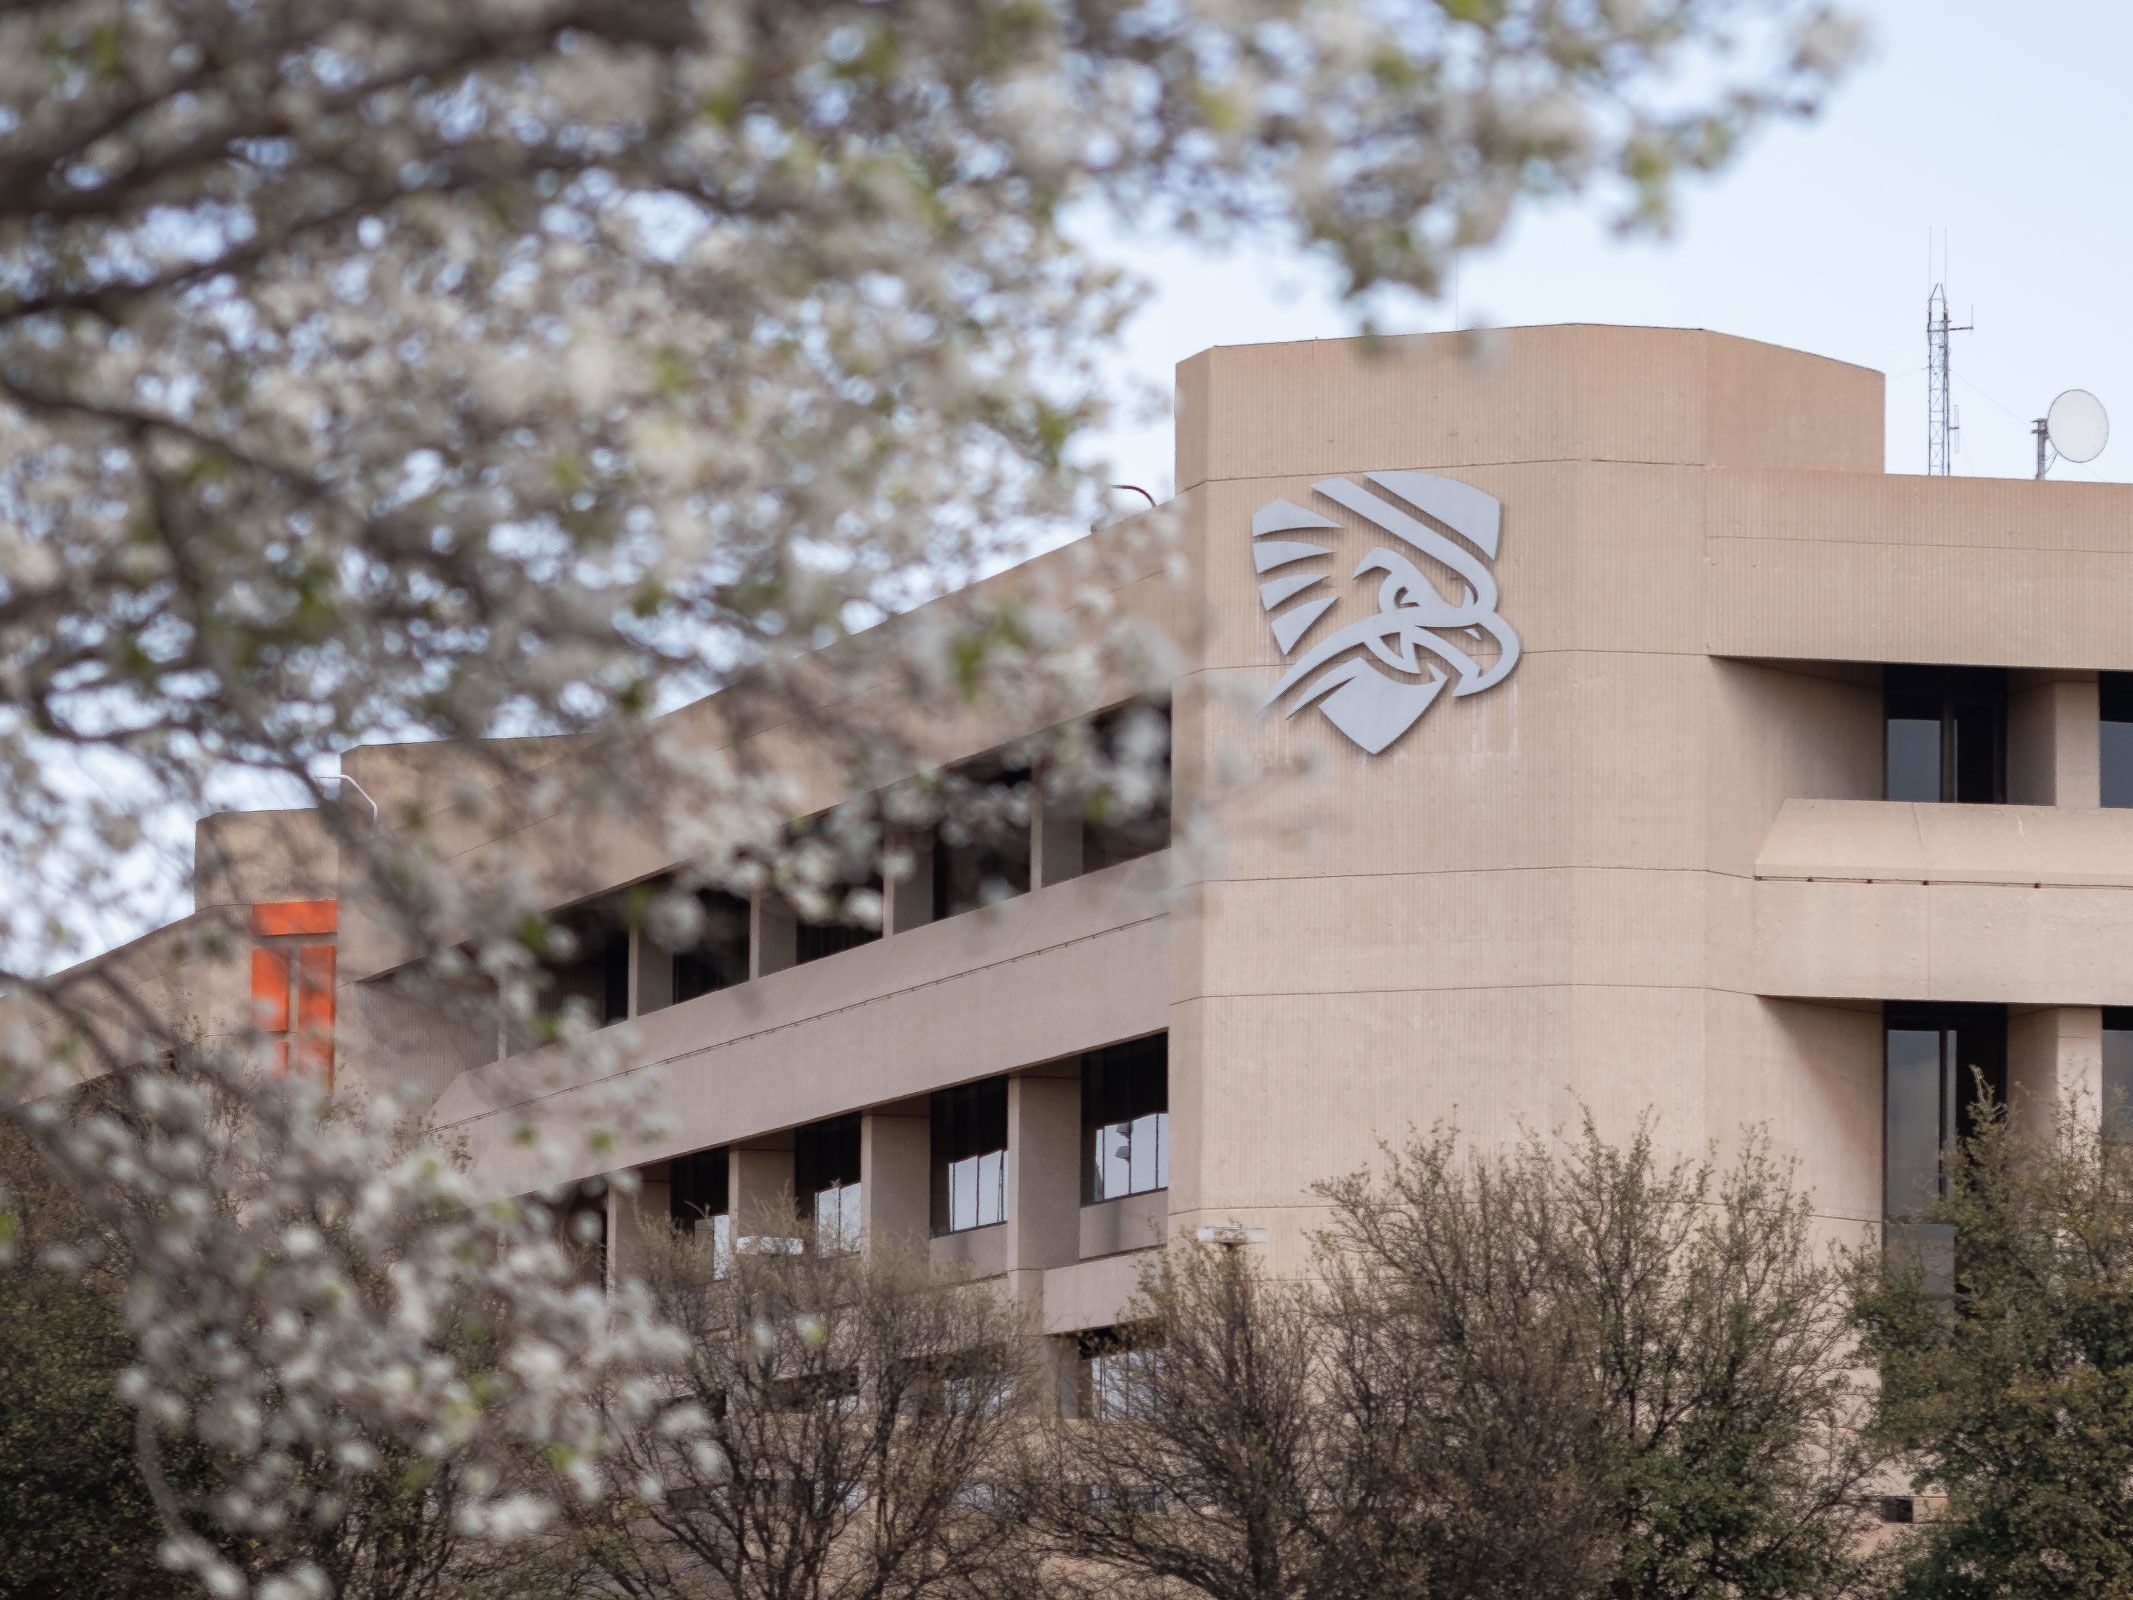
1251 471 1520 755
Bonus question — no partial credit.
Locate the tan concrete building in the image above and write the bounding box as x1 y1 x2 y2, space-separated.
39 323 2133 1381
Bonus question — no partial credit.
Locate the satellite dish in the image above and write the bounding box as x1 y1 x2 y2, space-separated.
2047 388 2109 464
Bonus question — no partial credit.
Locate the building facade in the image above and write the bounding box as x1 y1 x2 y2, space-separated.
39 323 2133 1391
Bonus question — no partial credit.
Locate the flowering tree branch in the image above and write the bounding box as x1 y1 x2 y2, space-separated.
0 0 1857 1592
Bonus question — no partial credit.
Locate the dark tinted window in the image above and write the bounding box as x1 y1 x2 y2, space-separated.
781 813 883 966
796 1115 863 1253
932 1078 1009 1233
1076 1325 1164 1421
1883 1026 1945 1219
670 1147 729 1226
1884 666 2007 804
928 757 1034 921
674 891 751 1002
1084 1034 1169 1203
795 917 879 965
1884 1004 2005 1296
796 1115 861 1194
1082 701 1173 874
1951 697 2001 802
535 1178 610 1290
2106 1008 2133 1140
2103 675 2133 809
541 909 630 1028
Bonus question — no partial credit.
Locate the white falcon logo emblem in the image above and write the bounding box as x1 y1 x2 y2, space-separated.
1252 471 1520 755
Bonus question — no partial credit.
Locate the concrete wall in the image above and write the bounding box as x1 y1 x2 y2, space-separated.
435 855 1170 1196
21 808 344 1088
49 323 2133 1336
1164 326 2133 1262
300 327 2133 1301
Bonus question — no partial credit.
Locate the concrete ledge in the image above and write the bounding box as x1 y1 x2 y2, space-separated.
1754 800 2133 1004
1041 1250 1154 1336
930 1222 1008 1278
1079 1190 1168 1260
432 855 1173 1195
1756 799 2133 887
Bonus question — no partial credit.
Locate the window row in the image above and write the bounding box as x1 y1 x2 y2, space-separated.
745 1327 1169 1428
671 1118 872 1257
667 1033 1170 1250
525 700 1170 1037
1883 665 2133 806
1883 1004 2133 1291
510 1191 1155 1428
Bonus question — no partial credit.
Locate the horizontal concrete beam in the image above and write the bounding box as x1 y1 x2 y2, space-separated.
1709 471 2133 670
434 856 1173 1196
1757 799 2133 888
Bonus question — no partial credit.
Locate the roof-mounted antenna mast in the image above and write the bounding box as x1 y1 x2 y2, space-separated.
1925 240 1972 475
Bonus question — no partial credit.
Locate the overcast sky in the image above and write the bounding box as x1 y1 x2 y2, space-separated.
1091 0 2133 496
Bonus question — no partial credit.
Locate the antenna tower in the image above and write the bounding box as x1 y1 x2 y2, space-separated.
1926 282 1972 476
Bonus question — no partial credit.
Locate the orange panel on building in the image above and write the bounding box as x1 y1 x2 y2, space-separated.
251 899 338 937
249 901 337 1085
294 944 337 1085
250 947 291 1033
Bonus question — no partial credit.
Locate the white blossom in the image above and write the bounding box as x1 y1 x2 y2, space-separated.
0 0 1853 1591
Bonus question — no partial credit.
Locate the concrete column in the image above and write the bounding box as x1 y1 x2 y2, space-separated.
605 1160 672 1293
2007 1005 2103 1143
884 831 935 934
1006 1069 1082 1281
1033 791 1084 889
730 1140 798 1242
635 926 675 1015
1035 1333 1080 1421
2009 671 2100 807
752 893 797 977
861 1109 932 1258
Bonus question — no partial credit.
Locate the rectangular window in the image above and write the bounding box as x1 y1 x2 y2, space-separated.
796 1115 863 1255
1883 1004 2007 1214
2103 675 2133 809
795 911 881 965
1884 666 2007 804
1076 1326 1163 1421
1884 1005 2006 1289
2105 1008 2133 1141
897 1347 1012 1417
783 813 884 966
1884 713 1942 803
1883 1024 1946 1219
669 1146 732 1273
541 1178 610 1291
673 890 752 1003
929 757 1034 922
669 1146 729 1225
1082 700 1173 874
932 1078 1009 1234
770 1370 861 1415
538 907 631 1029
1083 1034 1169 1204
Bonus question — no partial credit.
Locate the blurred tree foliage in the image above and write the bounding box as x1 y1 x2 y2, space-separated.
0 1116 189 1599
1854 1099 2133 1600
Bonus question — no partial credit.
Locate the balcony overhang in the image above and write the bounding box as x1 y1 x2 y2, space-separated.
1754 800 2133 1005
432 854 1174 1197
